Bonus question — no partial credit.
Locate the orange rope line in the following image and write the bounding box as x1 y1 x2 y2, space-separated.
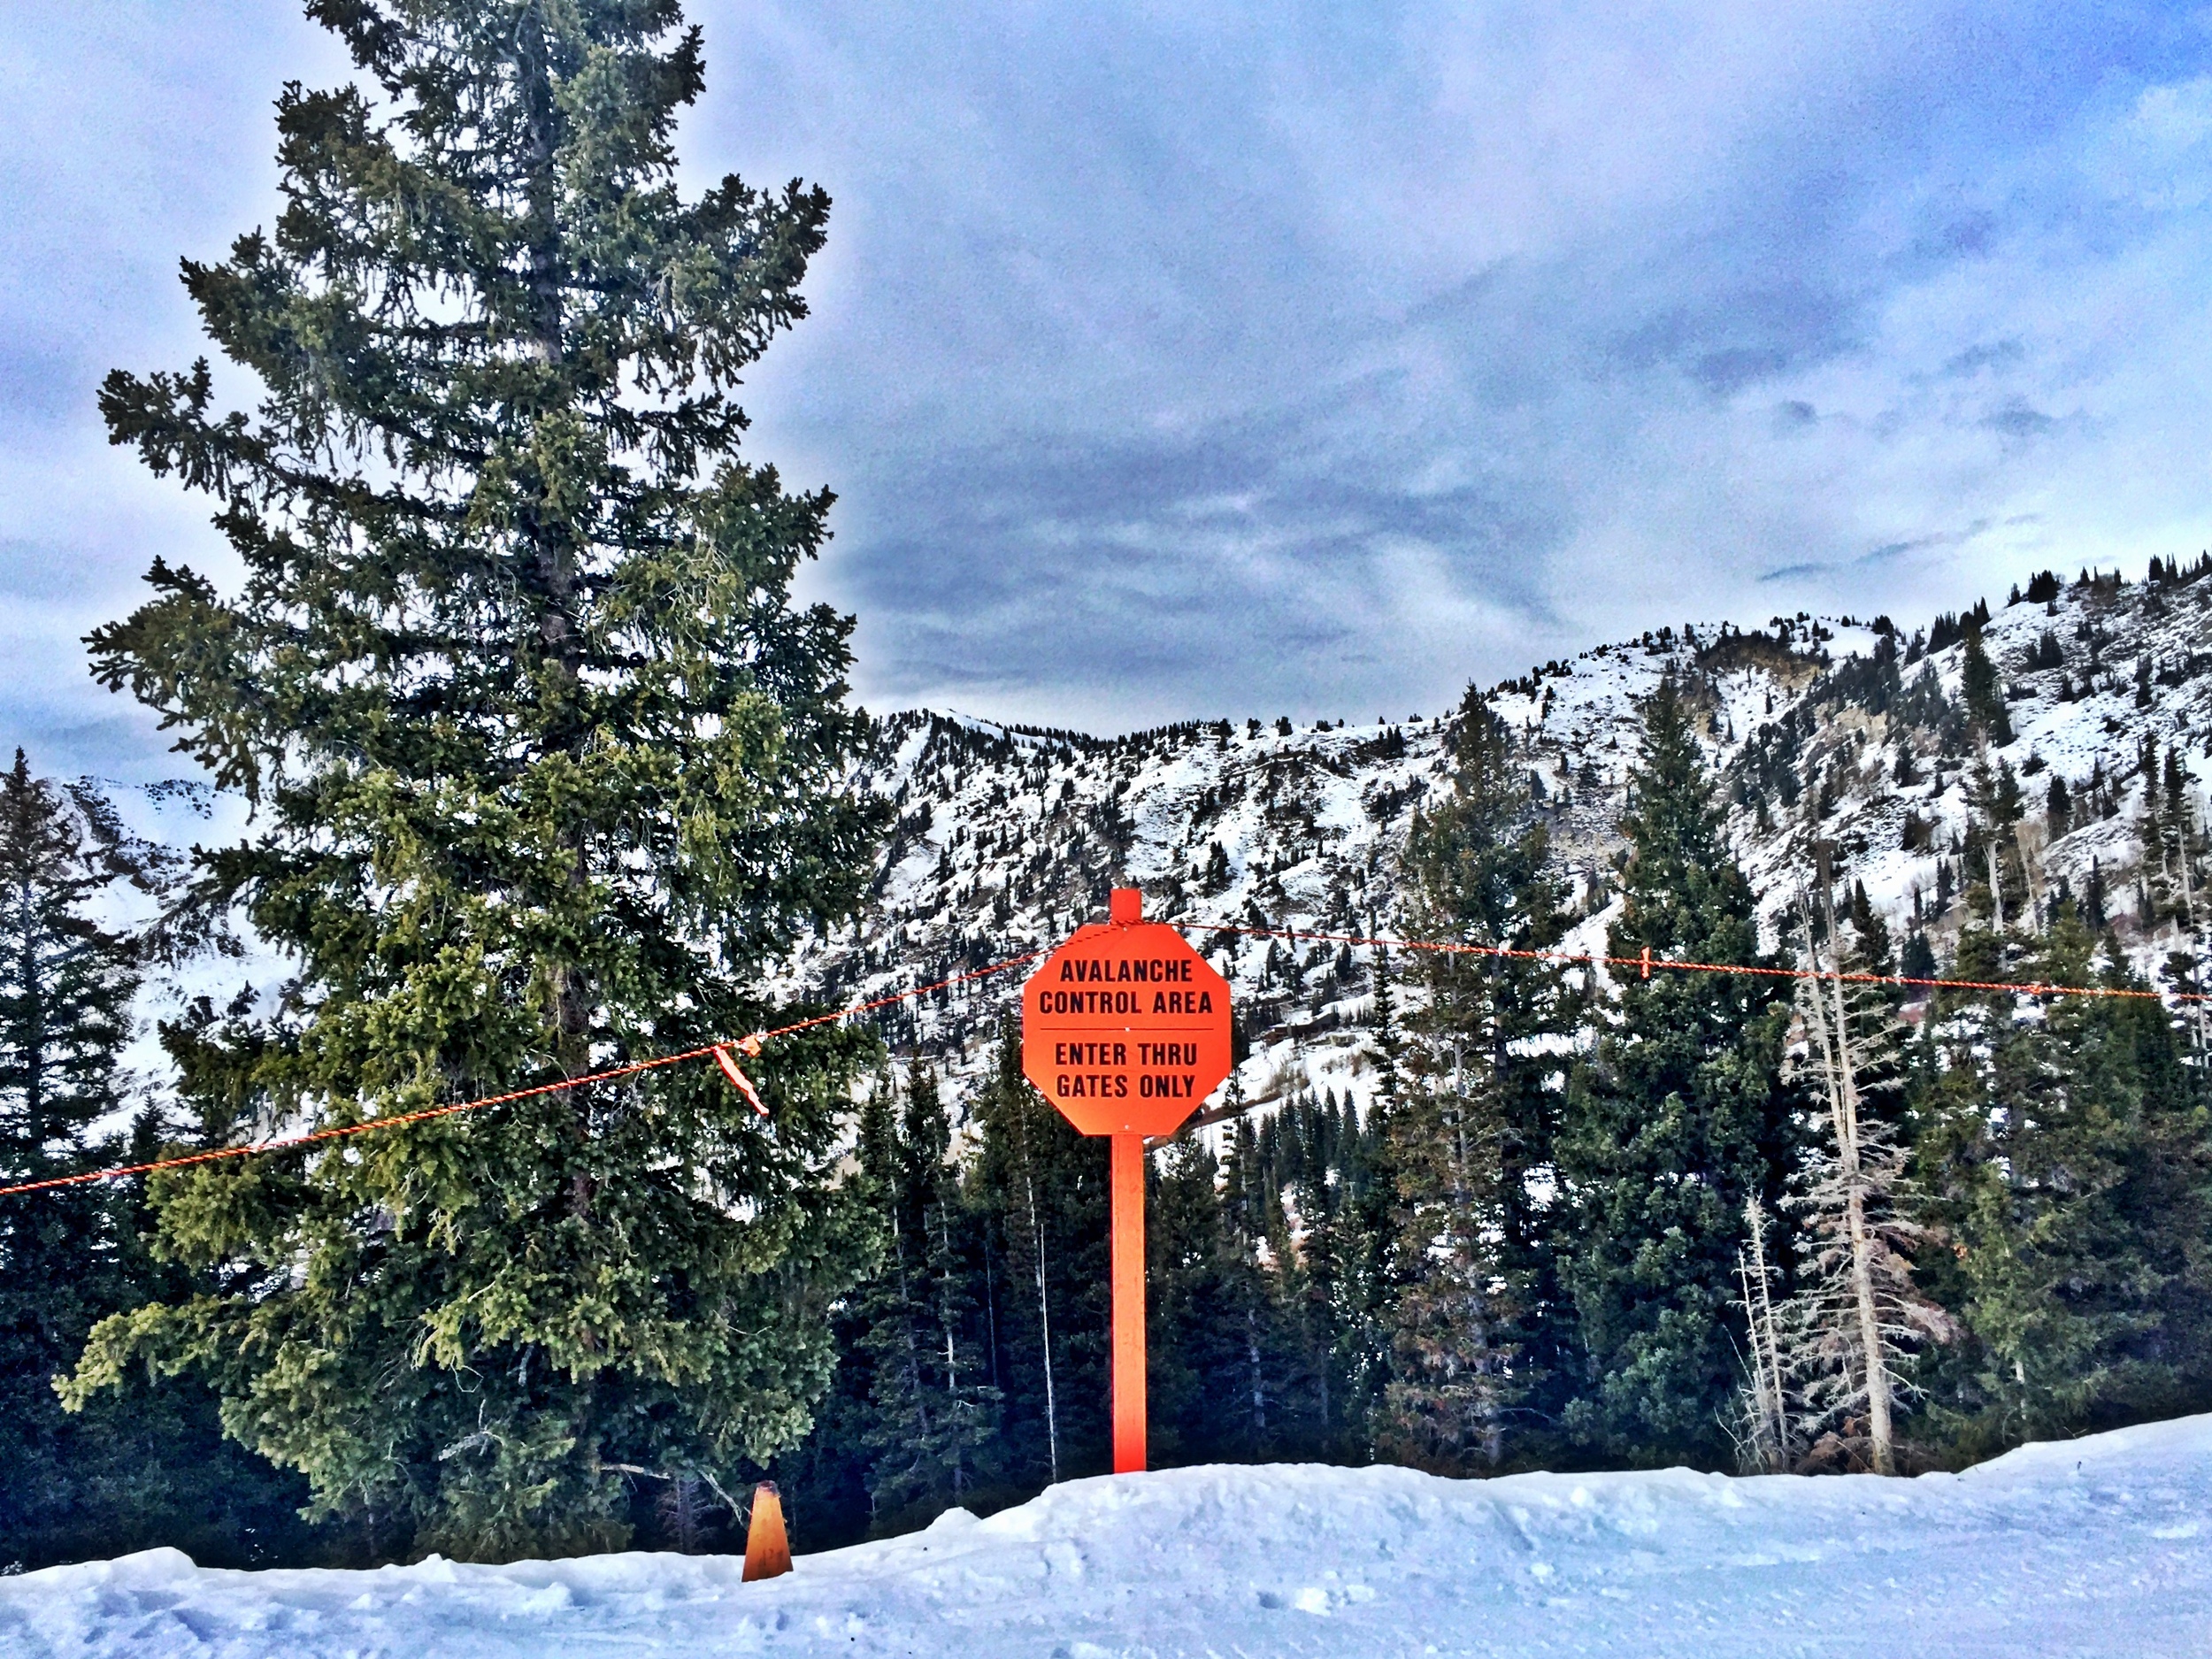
0 947 1048 1201
9 902 2195 1203
1187 920 2200 1004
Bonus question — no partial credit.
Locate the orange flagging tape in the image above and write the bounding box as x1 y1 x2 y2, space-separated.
0 947 1047 1201
713 1047 768 1116
1189 920 2202 1004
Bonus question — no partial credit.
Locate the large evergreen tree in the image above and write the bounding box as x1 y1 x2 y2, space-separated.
1381 695 1574 1471
1959 622 2016 749
62 0 884 1560
1265 1080 1386 1459
1148 1133 1271 1467
1211 1113 1313 1455
1558 677 1801 1466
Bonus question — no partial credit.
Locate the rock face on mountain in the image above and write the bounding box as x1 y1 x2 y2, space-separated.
782 560 2212 1115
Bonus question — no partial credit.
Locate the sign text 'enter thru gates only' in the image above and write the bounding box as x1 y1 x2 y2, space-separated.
1021 887 1234 1473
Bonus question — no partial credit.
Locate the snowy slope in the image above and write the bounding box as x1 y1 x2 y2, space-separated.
8 1412 2210 1657
784 565 2212 1125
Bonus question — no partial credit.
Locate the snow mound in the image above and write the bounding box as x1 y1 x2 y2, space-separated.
6 1415 2210 1657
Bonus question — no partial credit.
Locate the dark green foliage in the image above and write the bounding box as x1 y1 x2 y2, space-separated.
1847 879 1895 982
1960 624 2016 747
1148 1132 1310 1467
0 755 313 1571
0 754 149 1196
1381 692 1576 1471
63 0 885 1562
1266 1083 1394 1460
1557 678 1801 1466
852 1064 1002 1529
969 1035 1115 1486
966 1027 1111 1491
1956 759 2027 934
774 1032 1106 1547
1812 633 1902 718
1913 915 2212 1451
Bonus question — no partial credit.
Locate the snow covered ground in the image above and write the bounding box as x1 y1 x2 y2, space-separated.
7 1415 2210 1658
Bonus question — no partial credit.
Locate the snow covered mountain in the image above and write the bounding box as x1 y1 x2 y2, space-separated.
10 1411 2208 1656
785 561 2212 1118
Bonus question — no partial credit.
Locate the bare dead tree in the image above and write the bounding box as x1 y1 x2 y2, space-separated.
1732 1195 1794 1474
1786 916 1955 1474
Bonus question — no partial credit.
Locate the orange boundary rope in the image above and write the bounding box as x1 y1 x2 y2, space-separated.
1188 919 2200 1004
0 948 1047 1201
7 903 2199 1202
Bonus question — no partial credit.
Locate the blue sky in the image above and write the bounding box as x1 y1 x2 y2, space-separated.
6 3 2212 774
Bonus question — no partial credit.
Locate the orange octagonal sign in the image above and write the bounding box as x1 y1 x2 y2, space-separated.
1021 888 1234 1137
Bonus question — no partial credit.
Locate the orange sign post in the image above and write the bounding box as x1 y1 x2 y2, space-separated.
1021 887 1234 1474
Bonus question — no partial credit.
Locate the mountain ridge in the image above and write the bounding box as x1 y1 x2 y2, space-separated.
781 561 2212 1120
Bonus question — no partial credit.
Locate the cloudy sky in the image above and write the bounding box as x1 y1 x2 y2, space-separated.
5 3 2212 775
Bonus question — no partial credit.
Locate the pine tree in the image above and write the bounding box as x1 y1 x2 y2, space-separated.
1962 754 2026 933
1557 677 1801 1466
2 757 153 1563
968 1024 1110 1488
1960 624 2015 748
1216 1115 1299 1453
0 756 151 1229
62 1 884 1560
1370 946 1404 1106
1379 695 1573 1471
979 1033 1064 1486
1147 1132 1292 1466
1916 913 2212 1449
1246 1080 1333 1453
851 1065 1003 1531
1256 1079 1393 1460
904 1065 1001 1506
1 756 313 1570
1317 1092 1395 1457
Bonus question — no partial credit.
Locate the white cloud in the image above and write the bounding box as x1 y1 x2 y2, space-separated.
6 2 2212 764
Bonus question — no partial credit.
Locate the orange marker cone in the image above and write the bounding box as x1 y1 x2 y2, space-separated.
741 1480 791 1581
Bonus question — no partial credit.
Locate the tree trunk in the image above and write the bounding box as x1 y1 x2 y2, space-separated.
1739 1198 1789 1472
1812 949 1894 1475
935 1200 965 1496
1248 1305 1265 1440
512 18 598 1223
1023 1161 1060 1485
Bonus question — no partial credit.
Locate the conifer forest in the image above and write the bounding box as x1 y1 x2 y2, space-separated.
5 0 2212 1588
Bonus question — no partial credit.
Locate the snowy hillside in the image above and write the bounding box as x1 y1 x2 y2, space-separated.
8 1411 2208 1657
787 563 2212 1119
